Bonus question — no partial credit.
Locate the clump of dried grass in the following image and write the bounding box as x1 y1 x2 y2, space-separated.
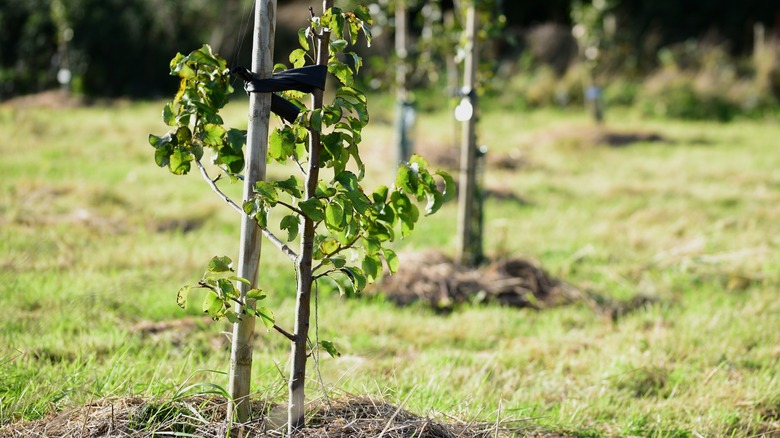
0 394 546 437
375 251 583 312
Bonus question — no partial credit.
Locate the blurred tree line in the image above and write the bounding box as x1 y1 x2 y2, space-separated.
1 0 779 100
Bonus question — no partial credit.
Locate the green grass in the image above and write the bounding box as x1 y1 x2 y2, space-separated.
1 98 779 436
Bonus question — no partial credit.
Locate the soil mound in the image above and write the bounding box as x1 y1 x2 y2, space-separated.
376 252 583 311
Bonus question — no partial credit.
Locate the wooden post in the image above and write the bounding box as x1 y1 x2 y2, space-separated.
456 4 479 266
288 1 331 433
395 0 412 162
227 0 276 423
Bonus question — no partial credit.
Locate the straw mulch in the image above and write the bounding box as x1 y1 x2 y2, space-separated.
375 252 584 312
0 395 563 437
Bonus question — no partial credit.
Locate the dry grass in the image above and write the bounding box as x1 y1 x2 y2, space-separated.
0 395 560 438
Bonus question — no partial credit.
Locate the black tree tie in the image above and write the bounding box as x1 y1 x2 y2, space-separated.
232 65 327 123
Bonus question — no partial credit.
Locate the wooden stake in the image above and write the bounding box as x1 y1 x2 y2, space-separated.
456 4 479 266
395 0 412 162
227 0 276 423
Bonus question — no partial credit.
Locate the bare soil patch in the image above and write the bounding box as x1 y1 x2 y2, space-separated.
0 90 85 109
0 395 568 437
415 143 529 173
524 125 670 149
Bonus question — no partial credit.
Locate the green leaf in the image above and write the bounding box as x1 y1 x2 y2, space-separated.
309 108 323 132
280 214 299 241
409 154 430 168
330 255 347 268
246 289 266 301
148 132 169 149
349 52 362 74
230 276 251 285
226 311 241 323
372 185 389 204
320 340 341 357
169 52 186 75
217 278 238 299
163 102 176 126
330 271 354 297
341 266 367 292
290 48 307 68
395 164 417 194
316 182 337 198
176 285 191 309
299 198 325 222
382 248 400 274
361 22 373 47
153 143 173 168
269 127 295 163
298 28 310 51
323 104 343 127
319 238 339 255
334 171 359 190
254 181 279 206
362 254 380 282
424 190 443 216
437 170 456 203
353 5 373 25
336 86 367 104
208 256 234 273
325 201 345 231
321 132 344 165
348 18 360 45
189 44 222 68
256 306 275 330
330 39 348 51
226 128 245 152
365 237 381 255
274 176 302 198
175 126 192 145
368 221 393 242
254 204 270 228
169 148 192 175
328 59 353 86
345 189 371 215
202 291 223 317
202 123 226 146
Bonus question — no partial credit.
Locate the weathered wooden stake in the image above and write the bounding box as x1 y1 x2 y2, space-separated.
395 0 413 162
456 4 480 266
227 0 276 423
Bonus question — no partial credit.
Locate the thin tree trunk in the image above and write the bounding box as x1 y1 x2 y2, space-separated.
288 0 332 433
456 4 479 266
227 0 276 424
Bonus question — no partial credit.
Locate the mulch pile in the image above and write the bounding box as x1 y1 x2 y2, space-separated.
375 251 583 312
375 251 658 318
0 395 561 437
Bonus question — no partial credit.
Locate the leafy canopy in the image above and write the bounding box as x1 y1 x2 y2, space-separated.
150 6 454 334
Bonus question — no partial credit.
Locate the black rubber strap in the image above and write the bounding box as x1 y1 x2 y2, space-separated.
231 65 327 123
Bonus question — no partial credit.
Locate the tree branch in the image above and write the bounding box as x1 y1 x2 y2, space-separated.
311 234 361 274
312 268 338 280
277 200 307 217
195 158 299 262
195 158 244 215
273 324 296 342
264 228 299 262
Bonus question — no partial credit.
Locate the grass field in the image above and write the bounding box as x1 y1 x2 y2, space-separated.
1 96 779 437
